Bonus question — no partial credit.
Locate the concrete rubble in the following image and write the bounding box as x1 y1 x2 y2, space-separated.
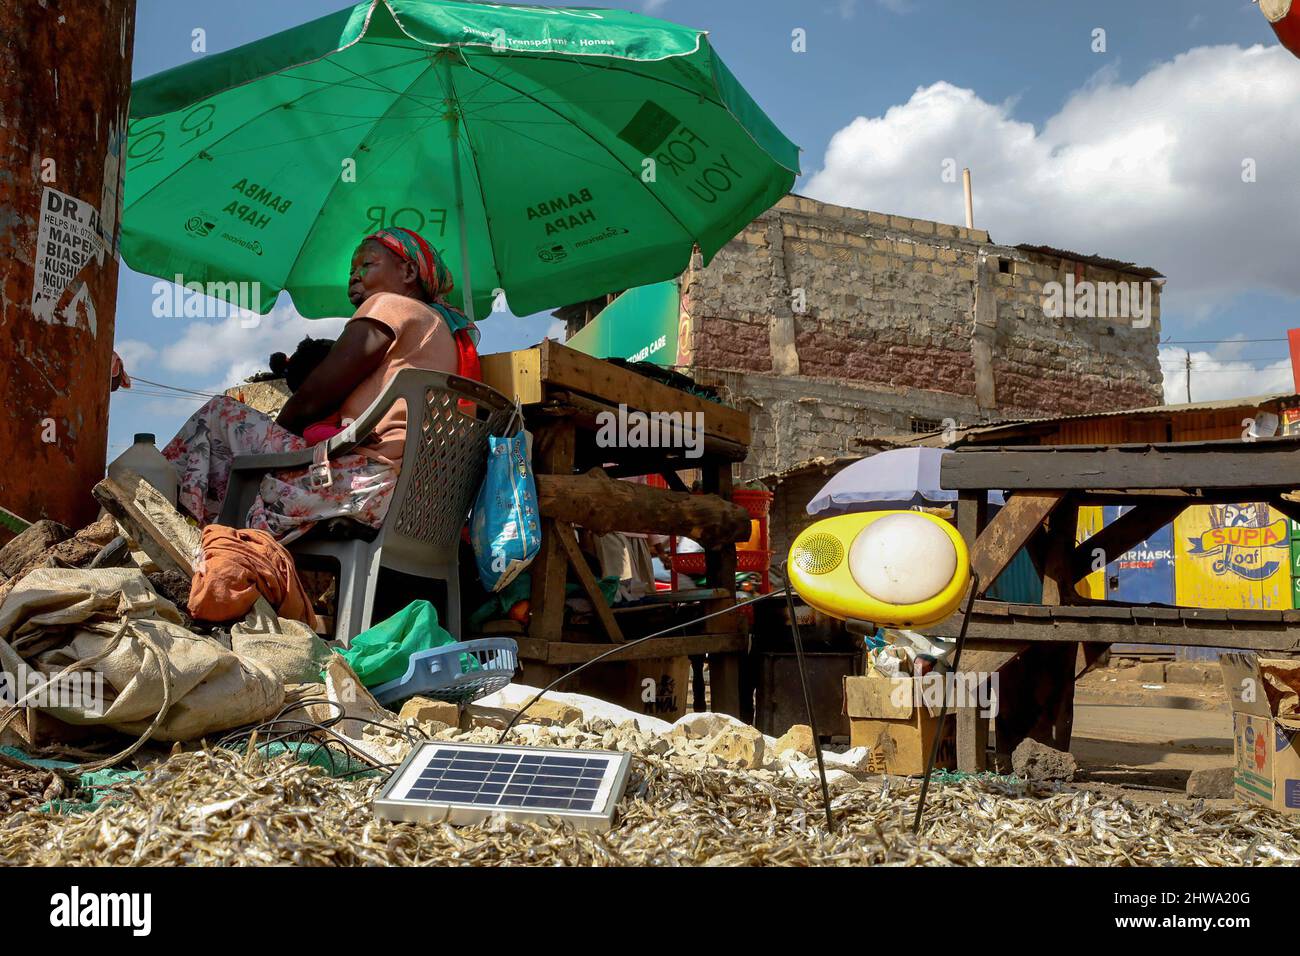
1011 738 1078 783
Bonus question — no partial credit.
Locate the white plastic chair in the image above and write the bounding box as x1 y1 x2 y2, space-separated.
218 368 514 646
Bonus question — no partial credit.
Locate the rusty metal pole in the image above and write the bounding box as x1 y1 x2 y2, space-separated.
0 0 137 533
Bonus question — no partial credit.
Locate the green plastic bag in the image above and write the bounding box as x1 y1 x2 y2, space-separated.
333 600 455 688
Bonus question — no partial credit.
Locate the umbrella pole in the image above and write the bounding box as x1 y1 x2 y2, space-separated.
441 54 476 324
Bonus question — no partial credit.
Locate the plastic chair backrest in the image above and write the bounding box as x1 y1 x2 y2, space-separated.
380 368 514 550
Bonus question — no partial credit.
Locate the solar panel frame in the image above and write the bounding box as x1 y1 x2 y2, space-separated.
374 742 633 831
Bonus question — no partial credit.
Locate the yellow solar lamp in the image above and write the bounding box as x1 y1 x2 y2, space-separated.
787 511 970 627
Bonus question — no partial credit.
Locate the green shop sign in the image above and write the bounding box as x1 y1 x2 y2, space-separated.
567 281 681 366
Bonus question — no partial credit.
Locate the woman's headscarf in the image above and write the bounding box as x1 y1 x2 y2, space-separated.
363 226 482 383
363 226 479 347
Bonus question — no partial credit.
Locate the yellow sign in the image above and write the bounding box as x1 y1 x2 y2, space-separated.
1175 503 1292 609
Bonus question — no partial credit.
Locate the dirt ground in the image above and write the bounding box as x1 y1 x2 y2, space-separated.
1068 659 1235 805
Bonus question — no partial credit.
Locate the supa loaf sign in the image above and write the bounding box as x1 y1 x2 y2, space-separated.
1186 514 1289 581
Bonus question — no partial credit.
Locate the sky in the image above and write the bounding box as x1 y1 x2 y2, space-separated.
110 0 1300 457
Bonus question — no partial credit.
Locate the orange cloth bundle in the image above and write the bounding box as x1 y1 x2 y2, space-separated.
188 525 319 630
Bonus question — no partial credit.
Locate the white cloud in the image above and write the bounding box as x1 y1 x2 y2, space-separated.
1159 345 1294 404
803 44 1300 321
833 0 911 18
114 339 157 371
642 0 670 13
155 293 347 392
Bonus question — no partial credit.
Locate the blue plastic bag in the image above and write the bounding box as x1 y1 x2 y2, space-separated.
470 408 540 592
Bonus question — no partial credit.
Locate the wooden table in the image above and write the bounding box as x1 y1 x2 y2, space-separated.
937 437 1300 771
480 340 756 718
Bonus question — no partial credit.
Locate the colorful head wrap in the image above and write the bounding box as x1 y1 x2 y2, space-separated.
362 227 478 346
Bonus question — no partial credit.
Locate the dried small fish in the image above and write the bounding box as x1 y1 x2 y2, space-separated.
3 720 1299 866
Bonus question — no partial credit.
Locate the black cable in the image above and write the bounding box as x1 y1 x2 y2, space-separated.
782 572 834 833
493 580 838 835
496 587 785 743
911 570 980 835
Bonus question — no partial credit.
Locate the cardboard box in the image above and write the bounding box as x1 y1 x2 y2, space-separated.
1220 652 1300 813
843 675 954 776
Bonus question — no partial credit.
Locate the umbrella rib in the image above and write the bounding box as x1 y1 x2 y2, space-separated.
433 69 506 310
458 56 697 251
123 53 435 217
275 57 456 308
458 48 799 176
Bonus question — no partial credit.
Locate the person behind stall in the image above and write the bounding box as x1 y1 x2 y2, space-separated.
162 226 481 543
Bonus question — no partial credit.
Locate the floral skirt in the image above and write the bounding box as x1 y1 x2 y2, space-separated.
162 396 397 543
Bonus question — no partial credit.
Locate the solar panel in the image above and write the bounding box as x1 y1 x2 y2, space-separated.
374 742 633 831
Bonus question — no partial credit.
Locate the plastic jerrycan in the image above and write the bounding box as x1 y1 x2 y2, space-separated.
108 433 179 505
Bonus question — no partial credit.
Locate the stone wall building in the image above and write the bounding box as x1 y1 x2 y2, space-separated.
564 193 1165 483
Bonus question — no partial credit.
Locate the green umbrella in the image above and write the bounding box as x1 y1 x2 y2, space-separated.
121 0 800 322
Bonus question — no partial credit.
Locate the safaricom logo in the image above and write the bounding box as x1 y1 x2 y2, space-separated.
1042 274 1154 328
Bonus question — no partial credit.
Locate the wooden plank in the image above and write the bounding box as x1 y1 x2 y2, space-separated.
708 653 746 721
953 645 1026 773
544 632 748 664
1180 608 1228 621
1069 499 1187 583
1050 605 1134 620
1225 609 1283 623
941 438 1300 491
552 519 625 644
92 470 199 577
552 391 750 462
536 470 750 544
539 340 751 446
702 460 744 719
955 490 988 551
1131 605 1181 621
479 347 543 404
1013 604 1053 618
1040 499 1077 606
929 614 1300 651
968 491 1063 592
528 420 576 643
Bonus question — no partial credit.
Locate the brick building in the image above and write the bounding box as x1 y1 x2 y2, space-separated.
561 192 1165 481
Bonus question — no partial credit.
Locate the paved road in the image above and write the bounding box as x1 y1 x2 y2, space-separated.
1070 703 1234 791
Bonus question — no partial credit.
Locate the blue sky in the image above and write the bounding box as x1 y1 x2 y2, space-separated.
111 0 1298 455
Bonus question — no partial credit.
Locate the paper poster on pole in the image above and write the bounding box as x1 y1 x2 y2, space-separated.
30 186 106 333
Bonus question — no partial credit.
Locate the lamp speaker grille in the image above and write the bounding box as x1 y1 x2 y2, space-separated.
793 533 844 575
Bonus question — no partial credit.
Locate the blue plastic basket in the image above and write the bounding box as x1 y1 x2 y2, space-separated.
371 638 519 708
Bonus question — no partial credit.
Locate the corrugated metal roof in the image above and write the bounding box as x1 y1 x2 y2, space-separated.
960 392 1295 439
1015 243 1164 279
849 392 1298 451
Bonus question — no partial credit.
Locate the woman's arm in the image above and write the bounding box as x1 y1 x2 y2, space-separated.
275 318 394 433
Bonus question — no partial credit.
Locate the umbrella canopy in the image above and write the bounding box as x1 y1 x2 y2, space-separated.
805 448 1005 516
121 0 800 322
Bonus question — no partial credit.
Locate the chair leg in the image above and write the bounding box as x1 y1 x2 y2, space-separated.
331 541 378 648
346 543 382 645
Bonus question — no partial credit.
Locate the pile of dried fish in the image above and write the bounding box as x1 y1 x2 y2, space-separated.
3 729 1299 865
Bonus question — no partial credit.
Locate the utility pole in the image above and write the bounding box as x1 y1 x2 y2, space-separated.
1185 350 1192 403
0 1 137 533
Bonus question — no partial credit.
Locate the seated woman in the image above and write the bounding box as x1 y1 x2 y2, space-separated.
162 226 481 543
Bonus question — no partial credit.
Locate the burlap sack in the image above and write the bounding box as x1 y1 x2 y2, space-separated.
0 567 325 760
